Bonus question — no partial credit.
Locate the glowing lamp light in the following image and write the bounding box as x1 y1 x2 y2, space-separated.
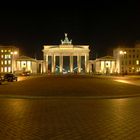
14 51 18 55
119 51 126 55
119 51 123 54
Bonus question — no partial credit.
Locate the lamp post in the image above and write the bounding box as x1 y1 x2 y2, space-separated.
11 51 18 73
119 51 127 75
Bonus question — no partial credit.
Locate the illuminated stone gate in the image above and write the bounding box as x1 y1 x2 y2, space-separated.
42 34 90 74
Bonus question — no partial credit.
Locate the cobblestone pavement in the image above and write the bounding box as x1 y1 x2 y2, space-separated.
0 75 140 97
0 75 140 139
0 97 140 140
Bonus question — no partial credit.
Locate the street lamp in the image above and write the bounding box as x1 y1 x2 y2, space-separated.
119 51 127 75
11 51 18 73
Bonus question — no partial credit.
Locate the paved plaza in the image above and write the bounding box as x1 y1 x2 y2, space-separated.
0 75 140 98
0 75 140 139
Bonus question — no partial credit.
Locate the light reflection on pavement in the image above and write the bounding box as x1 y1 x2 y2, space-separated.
114 79 140 86
17 76 32 81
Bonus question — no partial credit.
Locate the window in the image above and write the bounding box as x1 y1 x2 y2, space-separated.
5 55 8 59
136 60 139 65
5 60 7 65
5 55 11 59
1 67 3 72
4 67 7 72
8 60 11 64
1 61 3 65
1 50 3 53
8 67 11 72
5 50 7 52
133 60 135 65
1 55 3 58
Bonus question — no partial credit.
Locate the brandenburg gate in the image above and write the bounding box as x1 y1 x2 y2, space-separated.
42 34 90 73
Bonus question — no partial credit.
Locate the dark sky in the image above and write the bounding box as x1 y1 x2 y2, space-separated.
0 1 140 59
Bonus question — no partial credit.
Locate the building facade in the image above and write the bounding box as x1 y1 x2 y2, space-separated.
113 46 140 74
15 56 38 74
0 46 19 73
2 36 140 75
90 56 116 74
43 34 90 74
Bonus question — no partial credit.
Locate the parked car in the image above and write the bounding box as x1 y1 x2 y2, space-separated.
3 73 18 82
21 71 31 76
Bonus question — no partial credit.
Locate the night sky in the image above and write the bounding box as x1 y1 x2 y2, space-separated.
0 1 140 59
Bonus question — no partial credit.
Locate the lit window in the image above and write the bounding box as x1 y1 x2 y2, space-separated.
1 61 3 65
8 60 11 64
5 50 7 52
8 67 11 72
5 55 8 59
136 69 139 72
14 51 18 55
9 55 11 58
5 60 7 65
1 67 3 72
8 50 11 52
136 60 139 65
1 55 3 58
1 50 3 52
4 67 7 72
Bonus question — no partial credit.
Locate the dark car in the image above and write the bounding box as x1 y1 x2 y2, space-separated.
3 73 18 82
21 71 31 76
